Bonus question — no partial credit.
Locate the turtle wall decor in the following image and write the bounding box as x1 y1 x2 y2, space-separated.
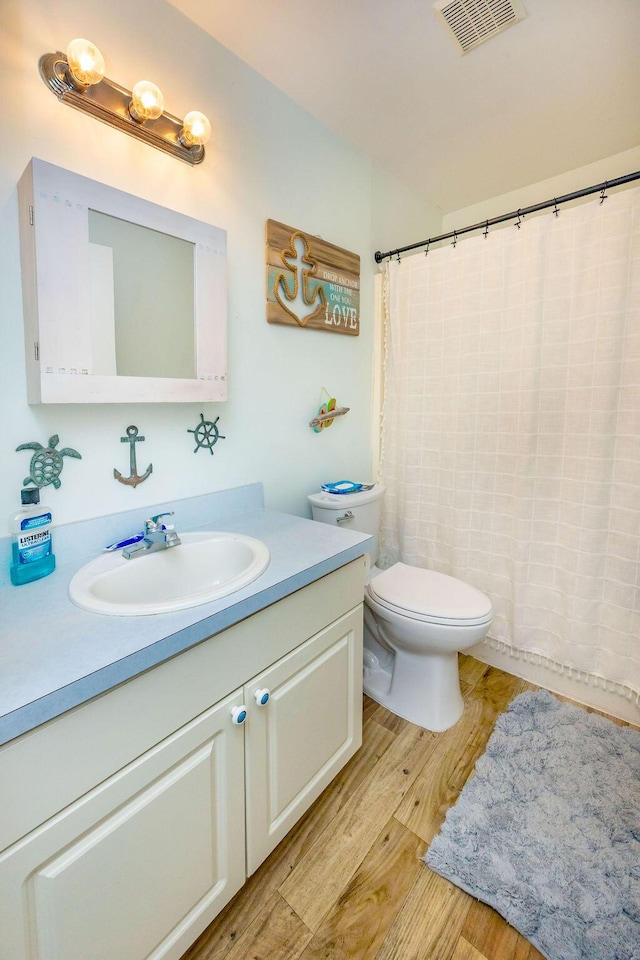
16 434 82 489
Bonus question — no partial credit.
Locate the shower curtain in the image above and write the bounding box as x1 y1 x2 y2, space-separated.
380 186 640 704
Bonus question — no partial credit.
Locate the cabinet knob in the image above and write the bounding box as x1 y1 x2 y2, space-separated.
231 705 248 725
254 688 270 706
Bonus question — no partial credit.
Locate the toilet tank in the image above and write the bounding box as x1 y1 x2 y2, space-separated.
308 484 385 565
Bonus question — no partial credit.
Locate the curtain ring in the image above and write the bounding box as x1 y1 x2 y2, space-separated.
483 220 489 239
424 240 430 257
396 251 401 263
600 181 608 204
452 230 457 248
515 209 522 229
553 199 560 217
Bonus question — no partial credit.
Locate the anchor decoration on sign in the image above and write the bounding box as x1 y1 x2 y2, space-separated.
114 425 153 488
188 413 226 455
273 232 327 328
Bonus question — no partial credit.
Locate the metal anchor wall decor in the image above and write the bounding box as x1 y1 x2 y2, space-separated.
114 425 153 488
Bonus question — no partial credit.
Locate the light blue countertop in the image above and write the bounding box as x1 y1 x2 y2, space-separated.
0 484 371 747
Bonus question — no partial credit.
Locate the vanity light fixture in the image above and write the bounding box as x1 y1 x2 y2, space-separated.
39 38 211 165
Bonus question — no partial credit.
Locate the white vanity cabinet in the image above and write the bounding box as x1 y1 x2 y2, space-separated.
0 560 364 960
244 608 360 874
0 691 247 960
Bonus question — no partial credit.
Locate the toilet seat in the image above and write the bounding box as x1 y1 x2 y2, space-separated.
367 562 492 627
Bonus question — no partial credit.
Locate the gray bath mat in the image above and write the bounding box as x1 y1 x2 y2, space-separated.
425 689 640 960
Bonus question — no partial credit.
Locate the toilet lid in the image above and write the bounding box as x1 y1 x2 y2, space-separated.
368 563 492 623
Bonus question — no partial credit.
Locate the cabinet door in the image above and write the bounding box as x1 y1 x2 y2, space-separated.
0 690 246 960
245 606 363 874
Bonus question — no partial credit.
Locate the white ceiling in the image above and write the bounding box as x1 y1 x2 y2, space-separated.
169 0 640 213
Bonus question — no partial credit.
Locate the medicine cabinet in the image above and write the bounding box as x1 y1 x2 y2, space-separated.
17 158 227 404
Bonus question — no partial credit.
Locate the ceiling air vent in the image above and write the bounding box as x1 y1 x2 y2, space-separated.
434 0 527 54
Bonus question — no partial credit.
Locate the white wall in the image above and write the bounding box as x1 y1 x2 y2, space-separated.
443 144 640 232
0 0 440 529
371 168 443 265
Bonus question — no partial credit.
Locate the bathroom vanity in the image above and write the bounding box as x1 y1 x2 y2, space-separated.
0 486 370 960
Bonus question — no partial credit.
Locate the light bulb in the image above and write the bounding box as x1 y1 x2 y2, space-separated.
129 80 164 122
179 111 211 147
66 38 105 88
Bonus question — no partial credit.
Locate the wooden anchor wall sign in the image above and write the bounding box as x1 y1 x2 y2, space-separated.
266 220 360 336
114 425 153 488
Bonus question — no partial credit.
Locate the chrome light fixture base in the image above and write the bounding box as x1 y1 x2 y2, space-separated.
39 52 205 166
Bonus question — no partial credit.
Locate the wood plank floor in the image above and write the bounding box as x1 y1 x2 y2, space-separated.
181 656 619 960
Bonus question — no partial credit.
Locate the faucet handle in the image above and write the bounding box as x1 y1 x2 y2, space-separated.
145 511 174 532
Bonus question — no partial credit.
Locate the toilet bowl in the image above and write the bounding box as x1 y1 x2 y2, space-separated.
308 485 493 732
363 562 492 731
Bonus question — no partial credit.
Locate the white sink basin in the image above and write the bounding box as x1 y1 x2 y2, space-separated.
69 532 270 616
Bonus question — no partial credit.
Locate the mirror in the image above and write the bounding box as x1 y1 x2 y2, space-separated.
88 211 196 379
18 158 227 404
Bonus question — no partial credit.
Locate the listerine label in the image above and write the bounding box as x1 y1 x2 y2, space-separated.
20 512 52 531
17 529 51 564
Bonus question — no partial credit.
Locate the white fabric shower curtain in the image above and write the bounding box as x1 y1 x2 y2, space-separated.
380 186 640 704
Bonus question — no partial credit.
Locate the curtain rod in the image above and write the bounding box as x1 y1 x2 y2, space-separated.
374 171 640 264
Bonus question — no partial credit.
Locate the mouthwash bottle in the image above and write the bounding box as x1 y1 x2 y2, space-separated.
10 488 56 585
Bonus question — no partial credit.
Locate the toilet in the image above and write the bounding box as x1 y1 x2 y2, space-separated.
308 484 493 732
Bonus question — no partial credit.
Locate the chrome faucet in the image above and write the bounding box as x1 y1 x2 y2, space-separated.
123 512 181 559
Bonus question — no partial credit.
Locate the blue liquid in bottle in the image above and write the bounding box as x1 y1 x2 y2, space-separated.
10 489 56 585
